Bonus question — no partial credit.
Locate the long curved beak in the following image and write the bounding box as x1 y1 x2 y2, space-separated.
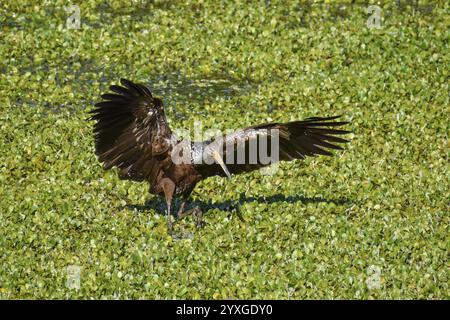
211 150 231 179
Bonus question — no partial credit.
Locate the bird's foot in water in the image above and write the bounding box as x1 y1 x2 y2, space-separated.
162 206 204 240
192 207 205 229
177 206 205 229
166 215 174 234
166 217 194 240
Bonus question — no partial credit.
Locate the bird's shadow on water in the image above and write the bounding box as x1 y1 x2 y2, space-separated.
123 193 351 216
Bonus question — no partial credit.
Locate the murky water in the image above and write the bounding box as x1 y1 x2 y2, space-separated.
14 57 258 117
145 72 256 116
7 0 435 116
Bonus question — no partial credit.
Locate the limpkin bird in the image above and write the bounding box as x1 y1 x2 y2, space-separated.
90 79 350 234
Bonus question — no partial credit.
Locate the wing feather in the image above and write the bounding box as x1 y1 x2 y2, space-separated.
90 79 172 184
196 116 350 177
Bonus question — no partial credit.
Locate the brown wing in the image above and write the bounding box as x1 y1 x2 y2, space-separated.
197 116 350 177
89 79 173 185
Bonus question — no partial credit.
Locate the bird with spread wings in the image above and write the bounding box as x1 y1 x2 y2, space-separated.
90 79 350 234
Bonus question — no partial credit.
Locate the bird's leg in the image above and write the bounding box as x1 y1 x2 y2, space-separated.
160 178 176 235
192 207 205 228
176 201 187 218
173 189 205 229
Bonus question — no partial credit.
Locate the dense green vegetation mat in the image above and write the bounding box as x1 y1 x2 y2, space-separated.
0 1 448 299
